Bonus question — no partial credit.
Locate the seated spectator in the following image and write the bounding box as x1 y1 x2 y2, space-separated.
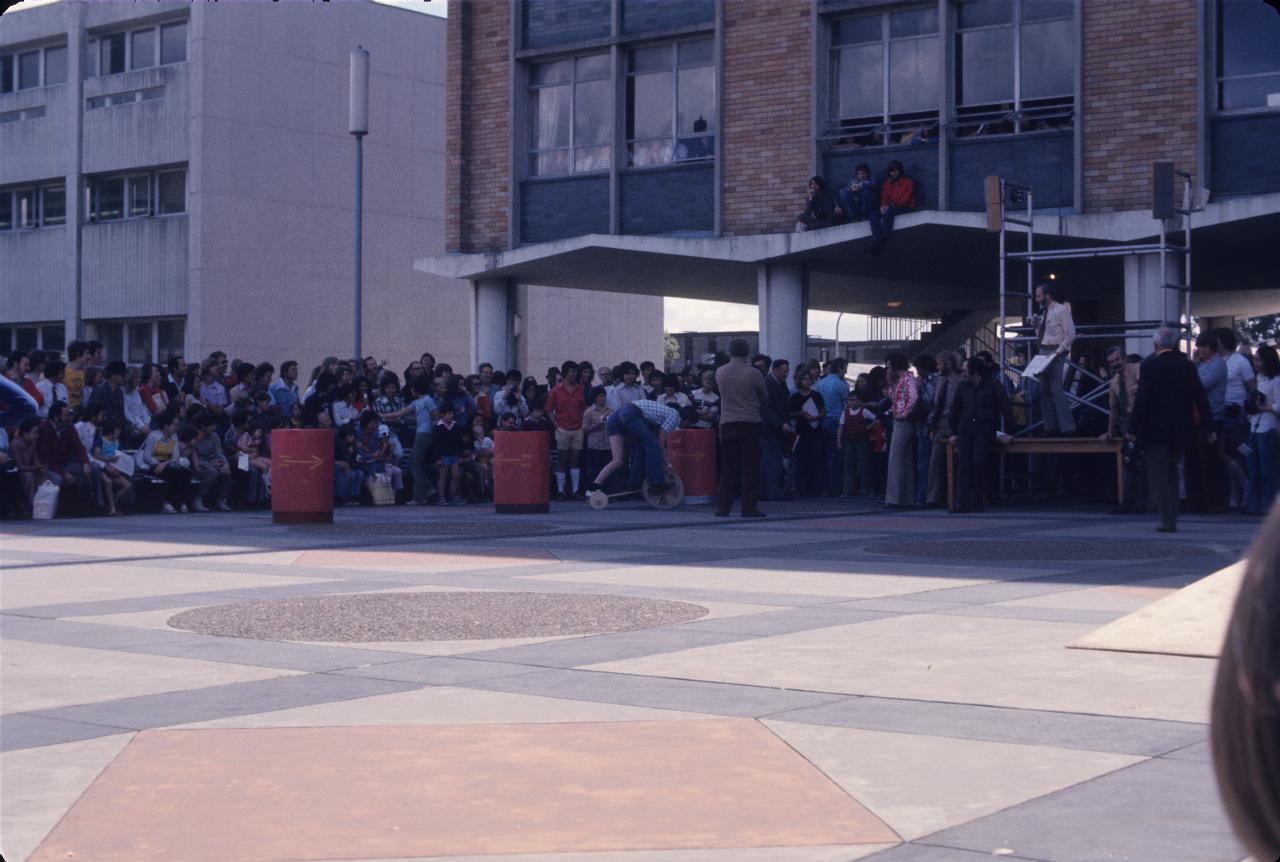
237 422 272 499
88 361 128 429
837 163 878 223
522 400 553 432
869 160 915 255
137 412 193 514
796 175 841 232
331 383 360 428
92 417 133 516
656 374 692 410
122 366 152 446
690 371 720 430
191 413 232 512
301 372 336 427
270 360 300 412
493 375 530 425
139 363 165 407
198 362 228 420
9 417 46 515
41 361 69 415
356 411 404 495
333 424 363 506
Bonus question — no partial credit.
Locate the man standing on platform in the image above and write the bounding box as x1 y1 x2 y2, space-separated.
1130 326 1214 533
715 338 768 518
1033 282 1077 436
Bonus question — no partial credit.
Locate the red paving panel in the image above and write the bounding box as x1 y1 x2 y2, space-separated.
31 720 898 862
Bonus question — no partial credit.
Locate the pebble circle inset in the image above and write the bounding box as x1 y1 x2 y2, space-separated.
289 521 557 538
865 538 1212 561
167 592 709 642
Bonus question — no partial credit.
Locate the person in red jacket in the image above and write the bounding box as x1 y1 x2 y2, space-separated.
869 159 915 255
36 401 90 499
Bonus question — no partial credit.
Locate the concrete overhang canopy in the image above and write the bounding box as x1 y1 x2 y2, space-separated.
416 193 1280 318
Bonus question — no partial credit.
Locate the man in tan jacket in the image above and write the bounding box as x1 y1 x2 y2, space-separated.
714 338 768 518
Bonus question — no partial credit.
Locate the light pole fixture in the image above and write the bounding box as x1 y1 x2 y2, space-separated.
349 47 369 362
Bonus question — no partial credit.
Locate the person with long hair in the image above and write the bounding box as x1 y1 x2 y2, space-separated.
1211 503 1280 861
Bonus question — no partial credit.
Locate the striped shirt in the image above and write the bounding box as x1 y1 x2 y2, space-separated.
630 399 680 432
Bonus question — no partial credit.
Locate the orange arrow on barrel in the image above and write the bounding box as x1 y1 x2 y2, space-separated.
278 454 324 471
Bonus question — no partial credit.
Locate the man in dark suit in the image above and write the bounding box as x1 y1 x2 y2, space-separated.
759 357 793 501
1129 327 1214 532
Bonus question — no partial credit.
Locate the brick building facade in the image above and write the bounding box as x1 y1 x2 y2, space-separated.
427 0 1279 368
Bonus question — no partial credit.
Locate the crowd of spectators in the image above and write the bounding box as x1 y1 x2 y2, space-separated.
1 316 1275 521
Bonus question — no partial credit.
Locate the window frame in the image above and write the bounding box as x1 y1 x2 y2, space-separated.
625 37 717 169
0 43 70 91
0 323 67 355
1213 0 1280 115
526 52 613 178
825 5 942 147
0 181 68 231
83 317 185 364
85 167 187 224
952 0 1075 138
87 18 188 78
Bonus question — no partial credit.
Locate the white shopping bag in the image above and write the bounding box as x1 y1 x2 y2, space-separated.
33 480 59 520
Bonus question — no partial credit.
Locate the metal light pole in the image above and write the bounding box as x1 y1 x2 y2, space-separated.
349 47 369 362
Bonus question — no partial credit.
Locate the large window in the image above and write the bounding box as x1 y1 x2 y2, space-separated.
0 182 66 231
527 54 612 177
0 323 66 355
86 168 186 223
954 0 1074 136
87 20 187 77
828 7 939 146
626 38 716 167
0 43 69 93
1217 0 1280 111
84 318 184 363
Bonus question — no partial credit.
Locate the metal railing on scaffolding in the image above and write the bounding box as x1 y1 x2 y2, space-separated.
990 166 1199 436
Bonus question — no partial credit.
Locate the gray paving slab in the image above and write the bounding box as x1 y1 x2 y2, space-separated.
675 606 898 636
765 695 1207 757
4 579 396 620
457 628 754 668
1160 739 1212 763
117 636 418 672
28 673 419 733
864 845 1045 862
828 597 978 614
894 580 1094 606
0 712 133 752
0 616 207 650
922 758 1246 862
467 668 851 717
935 605 1125 625
331 656 545 686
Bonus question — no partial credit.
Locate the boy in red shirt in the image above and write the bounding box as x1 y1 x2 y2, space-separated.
544 360 586 499
869 159 915 256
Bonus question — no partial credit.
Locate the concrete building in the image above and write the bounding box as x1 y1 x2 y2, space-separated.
0 0 662 376
422 0 1280 369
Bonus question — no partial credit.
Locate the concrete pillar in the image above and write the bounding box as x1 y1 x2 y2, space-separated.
1123 253 1182 355
757 262 807 368
472 277 512 371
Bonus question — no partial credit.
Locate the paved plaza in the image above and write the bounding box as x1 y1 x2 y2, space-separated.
0 499 1261 862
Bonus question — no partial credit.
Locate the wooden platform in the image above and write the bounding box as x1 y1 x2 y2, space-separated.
945 436 1124 510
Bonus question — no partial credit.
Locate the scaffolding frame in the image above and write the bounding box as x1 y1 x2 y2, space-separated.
994 172 1198 436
